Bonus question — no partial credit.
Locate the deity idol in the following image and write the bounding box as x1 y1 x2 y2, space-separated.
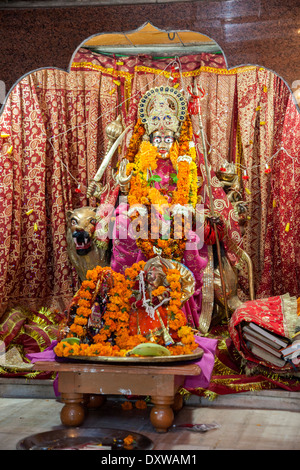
115 88 212 328
86 86 225 330
83 85 247 335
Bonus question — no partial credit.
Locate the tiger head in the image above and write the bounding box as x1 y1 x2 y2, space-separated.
66 206 97 256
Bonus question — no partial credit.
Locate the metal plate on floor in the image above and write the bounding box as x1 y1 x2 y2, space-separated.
17 427 153 450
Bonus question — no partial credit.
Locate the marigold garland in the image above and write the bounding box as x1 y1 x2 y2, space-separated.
54 262 198 358
124 115 198 261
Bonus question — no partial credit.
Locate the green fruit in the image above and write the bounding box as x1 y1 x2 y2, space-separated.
126 342 171 357
61 337 80 345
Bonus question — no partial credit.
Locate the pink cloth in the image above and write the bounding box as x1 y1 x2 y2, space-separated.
184 336 218 389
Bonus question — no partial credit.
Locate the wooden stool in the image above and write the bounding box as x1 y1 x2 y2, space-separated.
33 360 201 433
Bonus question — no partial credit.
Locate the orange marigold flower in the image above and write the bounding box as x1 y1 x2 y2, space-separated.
70 323 85 337
123 435 135 446
81 280 96 290
121 401 133 410
135 400 147 410
74 316 88 326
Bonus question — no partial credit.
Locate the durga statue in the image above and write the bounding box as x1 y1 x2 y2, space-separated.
57 85 250 359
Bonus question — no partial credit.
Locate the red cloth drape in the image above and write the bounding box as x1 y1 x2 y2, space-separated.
257 84 300 298
229 294 298 371
236 70 300 299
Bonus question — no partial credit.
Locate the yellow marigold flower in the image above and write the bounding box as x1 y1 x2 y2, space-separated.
70 323 84 337
178 325 192 337
152 285 166 297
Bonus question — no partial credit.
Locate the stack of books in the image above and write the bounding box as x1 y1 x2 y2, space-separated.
242 322 291 368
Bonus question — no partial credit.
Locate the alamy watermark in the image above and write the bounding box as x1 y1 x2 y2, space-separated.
94 197 205 251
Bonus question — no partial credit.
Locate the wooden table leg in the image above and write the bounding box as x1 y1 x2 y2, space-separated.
86 394 106 409
150 396 175 433
60 393 85 427
172 392 184 412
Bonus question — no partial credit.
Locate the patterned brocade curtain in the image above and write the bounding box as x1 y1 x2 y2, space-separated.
236 70 300 298
236 67 276 295
258 81 300 298
1 48 298 322
0 68 111 317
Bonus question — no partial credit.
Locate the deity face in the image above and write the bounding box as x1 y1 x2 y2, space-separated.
151 130 175 159
146 268 164 291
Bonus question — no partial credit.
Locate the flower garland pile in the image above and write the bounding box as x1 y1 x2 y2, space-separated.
124 115 199 261
54 262 198 358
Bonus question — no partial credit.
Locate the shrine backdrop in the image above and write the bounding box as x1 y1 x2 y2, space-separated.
0 49 299 318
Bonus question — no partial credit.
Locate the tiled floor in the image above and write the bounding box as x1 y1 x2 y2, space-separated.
1 387 300 450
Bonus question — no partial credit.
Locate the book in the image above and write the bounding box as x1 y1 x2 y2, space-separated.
243 332 283 358
248 343 286 368
281 342 300 359
242 325 283 350
247 322 289 349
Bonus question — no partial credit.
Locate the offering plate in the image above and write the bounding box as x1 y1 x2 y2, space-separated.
17 427 153 450
69 347 203 364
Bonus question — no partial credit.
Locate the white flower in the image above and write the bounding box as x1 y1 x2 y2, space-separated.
171 204 195 217
128 205 148 217
177 154 192 164
153 246 162 255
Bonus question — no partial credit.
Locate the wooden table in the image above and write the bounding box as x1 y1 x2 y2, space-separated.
33 360 201 433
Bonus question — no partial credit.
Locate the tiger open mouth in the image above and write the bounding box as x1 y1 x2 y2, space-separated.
72 230 92 255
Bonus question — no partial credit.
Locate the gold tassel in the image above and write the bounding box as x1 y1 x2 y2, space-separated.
201 389 219 401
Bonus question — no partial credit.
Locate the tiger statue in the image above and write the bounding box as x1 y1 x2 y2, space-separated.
66 206 110 282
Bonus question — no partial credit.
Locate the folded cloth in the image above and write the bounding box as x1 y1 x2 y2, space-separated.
26 341 59 395
183 335 218 389
26 341 58 363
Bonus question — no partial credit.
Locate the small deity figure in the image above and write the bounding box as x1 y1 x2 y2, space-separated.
127 256 195 345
